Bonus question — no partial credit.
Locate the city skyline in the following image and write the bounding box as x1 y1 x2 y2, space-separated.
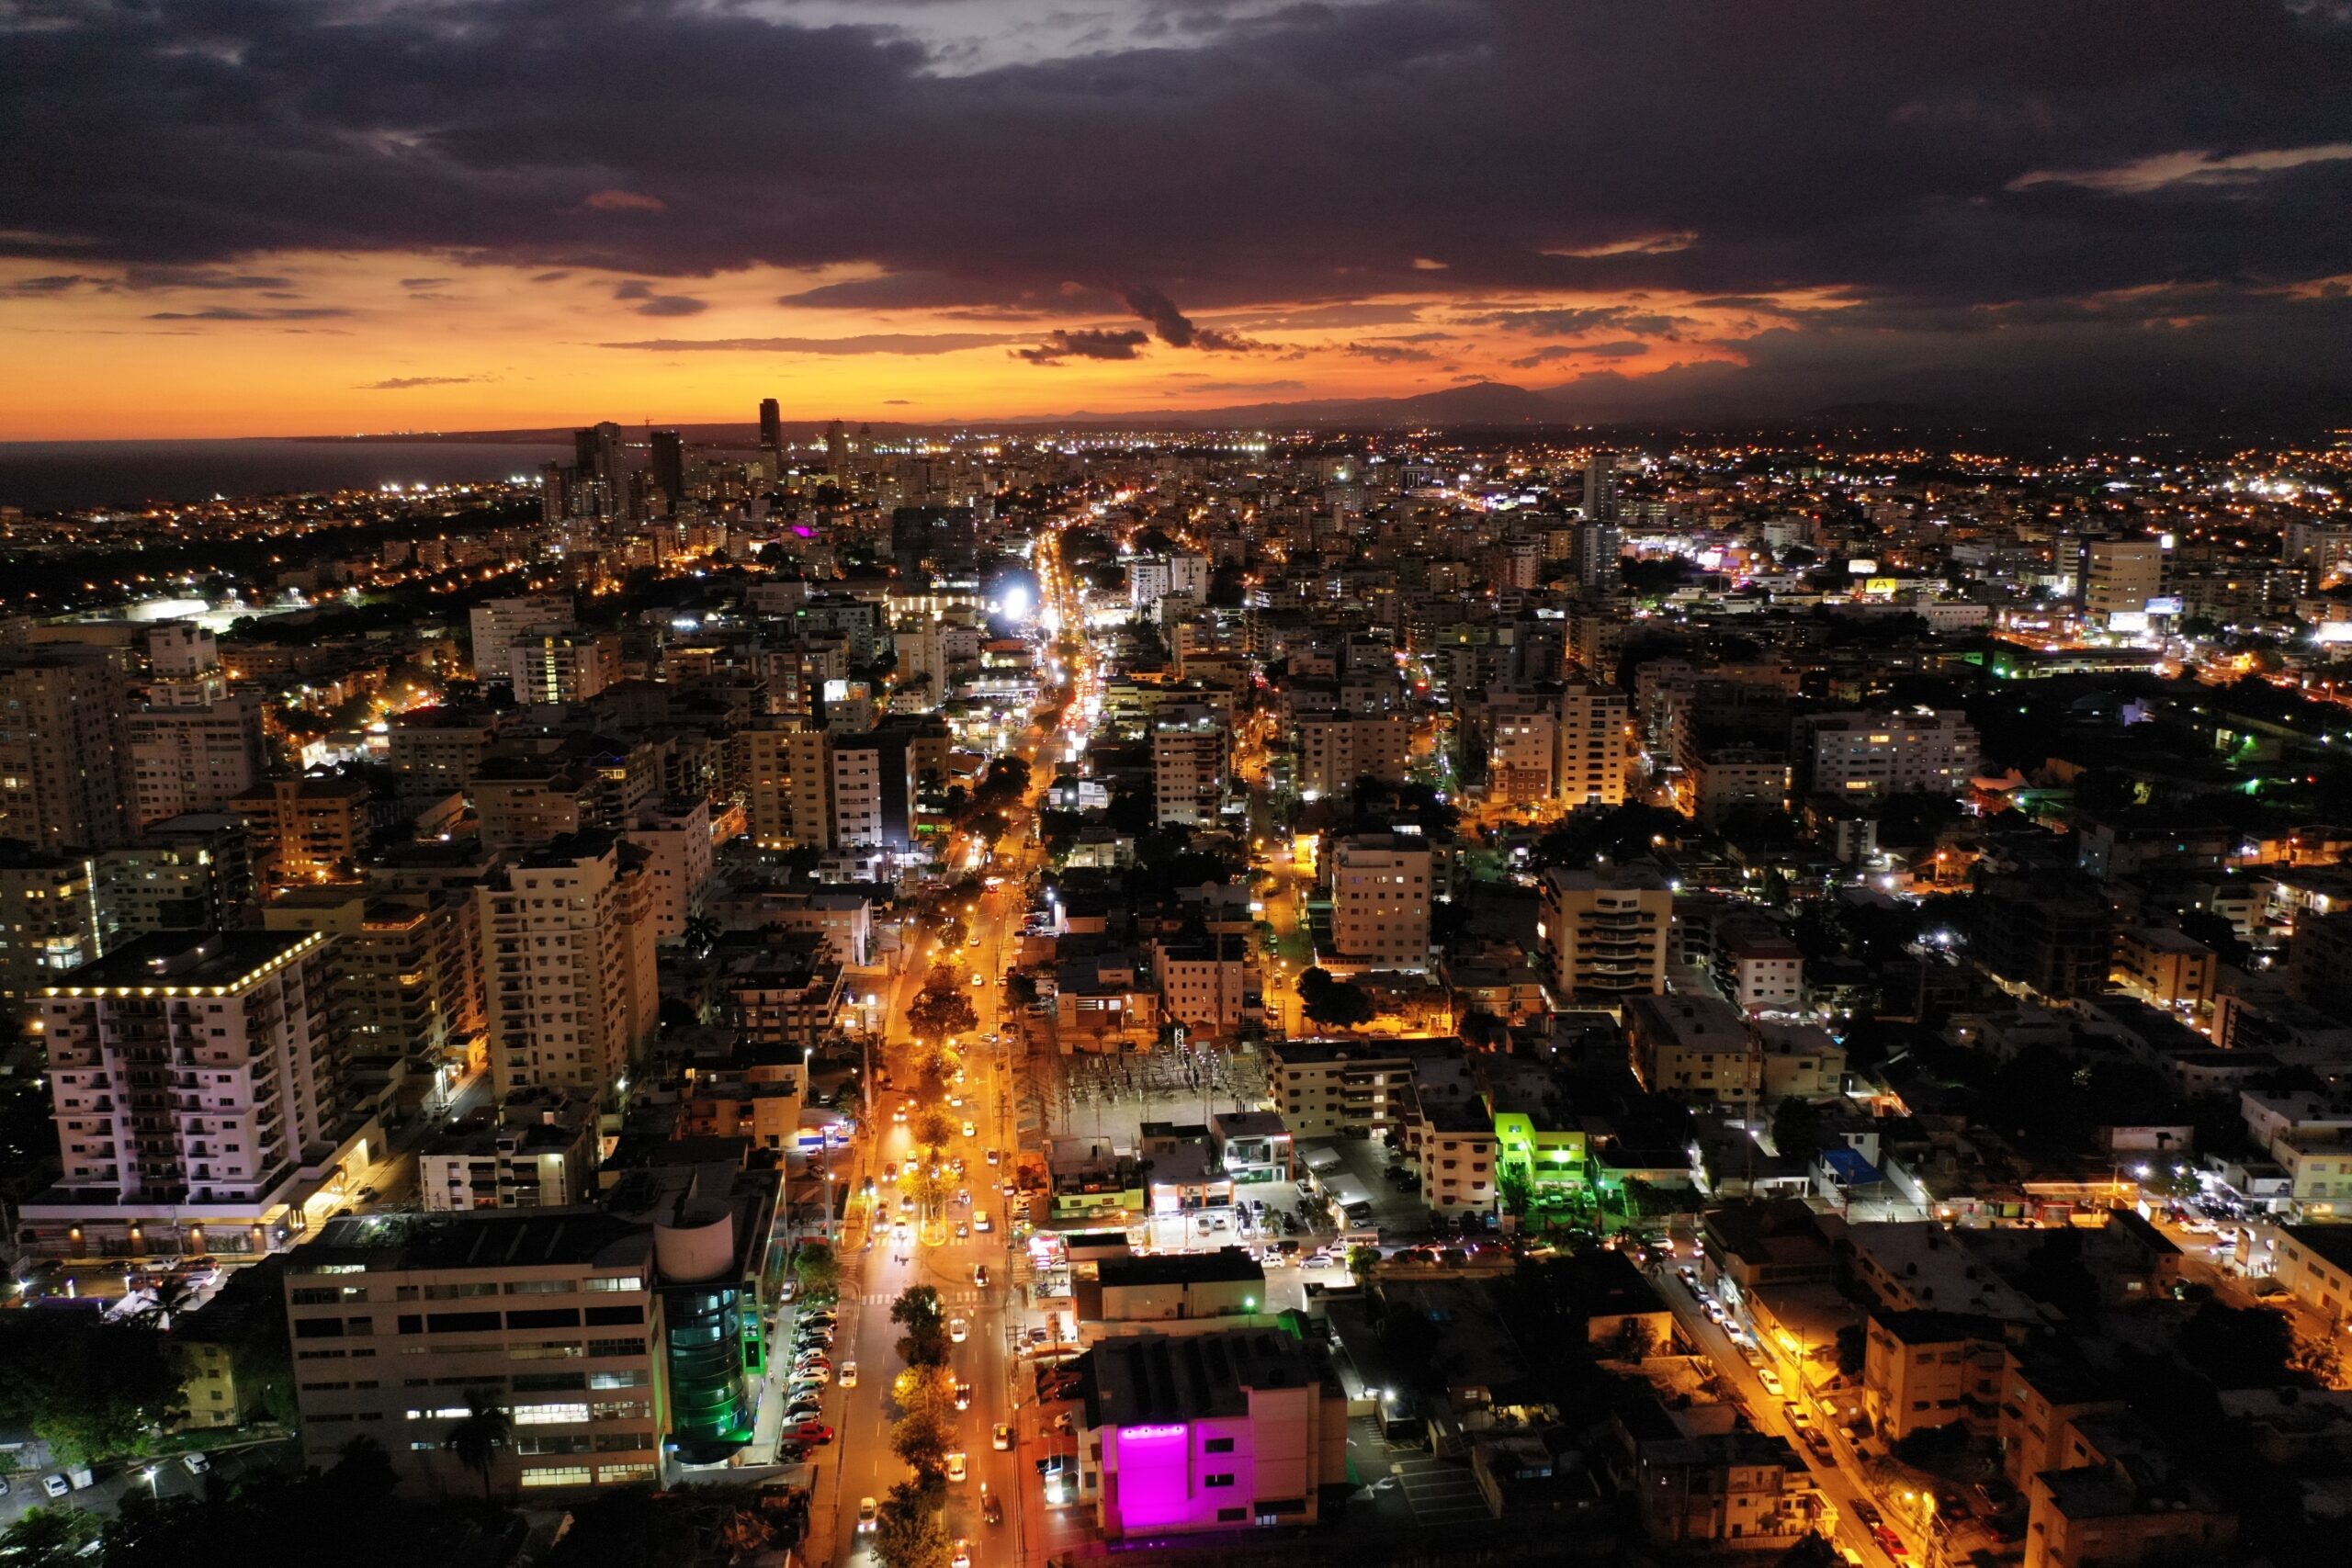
8 1 2352 438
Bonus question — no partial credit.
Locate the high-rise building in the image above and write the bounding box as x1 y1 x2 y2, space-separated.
228 775 371 885
649 428 685 505
1152 705 1227 827
28 929 345 1256
263 886 454 1071
824 418 849 476
0 839 99 1007
124 696 265 829
1555 678 1630 807
0 651 128 851
93 815 255 943
469 593 573 682
1294 714 1410 800
479 831 658 1103
1540 868 1671 998
1794 710 1980 800
1583 448 1622 522
828 730 918 851
573 421 625 494
511 629 621 705
622 797 714 943
1329 833 1433 968
2076 536 2165 628
758 397 782 453
746 719 831 850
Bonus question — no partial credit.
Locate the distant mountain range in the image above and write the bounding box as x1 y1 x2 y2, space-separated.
302 368 2352 446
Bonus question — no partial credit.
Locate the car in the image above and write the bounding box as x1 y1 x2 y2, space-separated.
884 1162 899 1181
950 1317 968 1342
893 1105 909 1123
792 1421 835 1443
946 1450 969 1483
1872 1525 1908 1561
981 1486 1003 1525
974 1264 990 1288
184 1450 210 1474
956 1189 973 1207
955 1382 974 1410
986 1146 1001 1166
1756 1368 1783 1397
785 1398 825 1418
951 1540 972 1568
963 1120 978 1138
801 1309 838 1327
971 972 986 987
840 1361 858 1388
1050 1411 1075 1435
857 1495 880 1533
975 1212 993 1232
968 935 982 948
42 1475 70 1498
992 1423 1013 1450
955 1221 970 1240
1851 1501 1883 1529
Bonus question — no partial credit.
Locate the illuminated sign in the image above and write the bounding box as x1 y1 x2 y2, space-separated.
2145 597 2183 616
1118 1425 1190 1443
1848 558 1879 575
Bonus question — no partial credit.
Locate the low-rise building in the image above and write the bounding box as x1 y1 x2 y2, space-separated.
2110 925 2217 1013
1084 1247 1266 1325
1862 1308 2010 1440
1626 992 1759 1108
417 1087 598 1211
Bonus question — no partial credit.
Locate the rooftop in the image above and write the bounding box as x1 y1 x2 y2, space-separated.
45 929 325 997
1088 1328 1325 1427
287 1208 650 1275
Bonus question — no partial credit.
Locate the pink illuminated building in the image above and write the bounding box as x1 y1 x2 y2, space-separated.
1080 1328 1350 1537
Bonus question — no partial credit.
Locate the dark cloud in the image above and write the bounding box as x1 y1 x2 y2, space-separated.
1 275 93 297
615 280 707 316
1470 307 1689 338
1015 329 1150 363
1341 342 1439 364
8 1 2352 413
120 265 293 291
400 276 452 289
360 375 483 389
600 332 1021 354
143 306 353 321
1507 339 1650 368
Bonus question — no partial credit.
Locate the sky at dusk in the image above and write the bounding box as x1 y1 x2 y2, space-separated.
6 0 2352 438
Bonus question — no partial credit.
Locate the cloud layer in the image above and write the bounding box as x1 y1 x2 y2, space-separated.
5 0 2352 424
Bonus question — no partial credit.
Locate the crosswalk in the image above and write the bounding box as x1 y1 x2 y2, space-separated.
843 1287 990 1307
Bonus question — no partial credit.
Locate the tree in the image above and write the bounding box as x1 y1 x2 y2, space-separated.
1005 973 1038 1008
445 1390 513 1500
1770 1097 1824 1160
1297 966 1374 1029
1772 1532 1842 1568
1497 1165 1532 1219
2178 1301 2305 1389
794 1241 842 1305
892 1286 948 1369
1610 1317 1657 1361
889 1408 952 1477
1346 1245 1381 1286
906 982 978 1043
913 1110 958 1153
872 1479 952 1568
0 1507 102 1568
934 913 969 953
0 1312 187 1463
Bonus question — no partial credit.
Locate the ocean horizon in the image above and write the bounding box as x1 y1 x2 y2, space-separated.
0 438 574 513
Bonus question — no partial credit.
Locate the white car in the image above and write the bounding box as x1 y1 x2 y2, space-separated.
949 1317 968 1343
839 1361 858 1388
858 1495 879 1533
963 1121 978 1139
946 1450 969 1483
975 1212 993 1232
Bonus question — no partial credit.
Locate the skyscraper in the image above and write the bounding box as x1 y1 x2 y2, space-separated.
650 428 685 503
758 397 782 451
825 419 849 476
479 831 658 1103
0 651 128 851
1583 448 1621 523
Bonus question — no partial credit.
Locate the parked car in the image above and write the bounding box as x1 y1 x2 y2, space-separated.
992 1423 1012 1450
792 1421 835 1443
42 1476 70 1499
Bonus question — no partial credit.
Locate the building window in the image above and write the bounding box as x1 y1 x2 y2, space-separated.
1203 1473 1236 1488
1203 1437 1236 1453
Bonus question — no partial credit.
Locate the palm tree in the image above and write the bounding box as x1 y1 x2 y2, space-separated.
446 1390 513 1501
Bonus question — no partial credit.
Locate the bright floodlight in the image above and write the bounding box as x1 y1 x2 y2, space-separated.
1002 583 1035 621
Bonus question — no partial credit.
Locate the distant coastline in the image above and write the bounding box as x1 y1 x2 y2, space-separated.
0 438 572 513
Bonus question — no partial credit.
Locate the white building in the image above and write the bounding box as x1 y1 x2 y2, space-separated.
123 697 266 830
1796 710 1980 800
623 797 715 943
1152 705 1227 827
479 832 658 1104
1294 713 1410 800
512 629 621 705
29 929 345 1256
1555 678 1630 807
469 594 573 682
1329 833 1432 968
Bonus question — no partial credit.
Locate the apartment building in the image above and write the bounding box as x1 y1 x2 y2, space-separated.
479 832 658 1104
1628 1429 1813 1546
2288 908 2352 1019
472 764 594 852
622 797 714 943
230 776 371 886
1689 746 1790 828
1412 1098 1501 1218
1329 833 1432 968
1486 697 1557 805
1714 920 1805 1011
468 594 573 682
829 729 918 852
512 630 622 705
1794 709 1979 800
26 930 346 1258
2022 1414 2235 1568
1554 677 1629 807
263 887 453 1068
1293 713 1410 800
1152 705 1227 827
2109 925 2216 1012
1539 869 1671 999
1266 1039 1429 1140
1152 933 1259 1039
418 1087 598 1211
1863 1308 2009 1440
280 1210 663 1496
388 708 505 794
124 697 266 829
0 840 99 1006
93 815 255 942
1080 1328 1349 1538
1626 993 1759 1107
0 651 128 851
2075 535 2165 628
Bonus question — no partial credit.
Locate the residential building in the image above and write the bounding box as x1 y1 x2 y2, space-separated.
388 707 505 795
1329 833 1432 968
264 887 454 1070
828 729 918 852
473 762 595 852
745 720 831 850
0 840 99 1008
1996 1342 2124 1489
623 797 714 943
2287 908 2352 1020
230 775 371 885
479 832 658 1104
417 1087 598 1211
1539 868 1671 999
123 697 266 829
1293 714 1410 800
1977 878 2114 1000
1626 992 1759 1107
93 815 255 942
1412 1098 1500 1217
2110 925 2216 1012
1863 1308 2009 1439
1087 1248 1266 1325
512 629 622 705
280 1210 664 1496
1689 746 1790 827
1265 1038 1443 1140
1079 1328 1348 1538
1714 920 1804 1011
717 944 845 1055
469 594 572 682
1554 678 1629 807
25 930 346 1258
0 651 128 850
1152 705 1227 827
2075 535 2165 629
2022 1414 2235 1568
1627 1429 1813 1546
1794 709 1980 800
1152 933 1259 1039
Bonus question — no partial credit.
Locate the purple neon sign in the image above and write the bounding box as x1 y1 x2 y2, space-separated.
1114 1422 1195 1532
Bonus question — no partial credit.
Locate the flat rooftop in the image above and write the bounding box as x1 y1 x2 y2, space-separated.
45 928 324 996
288 1209 650 1275
1088 1327 1324 1427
